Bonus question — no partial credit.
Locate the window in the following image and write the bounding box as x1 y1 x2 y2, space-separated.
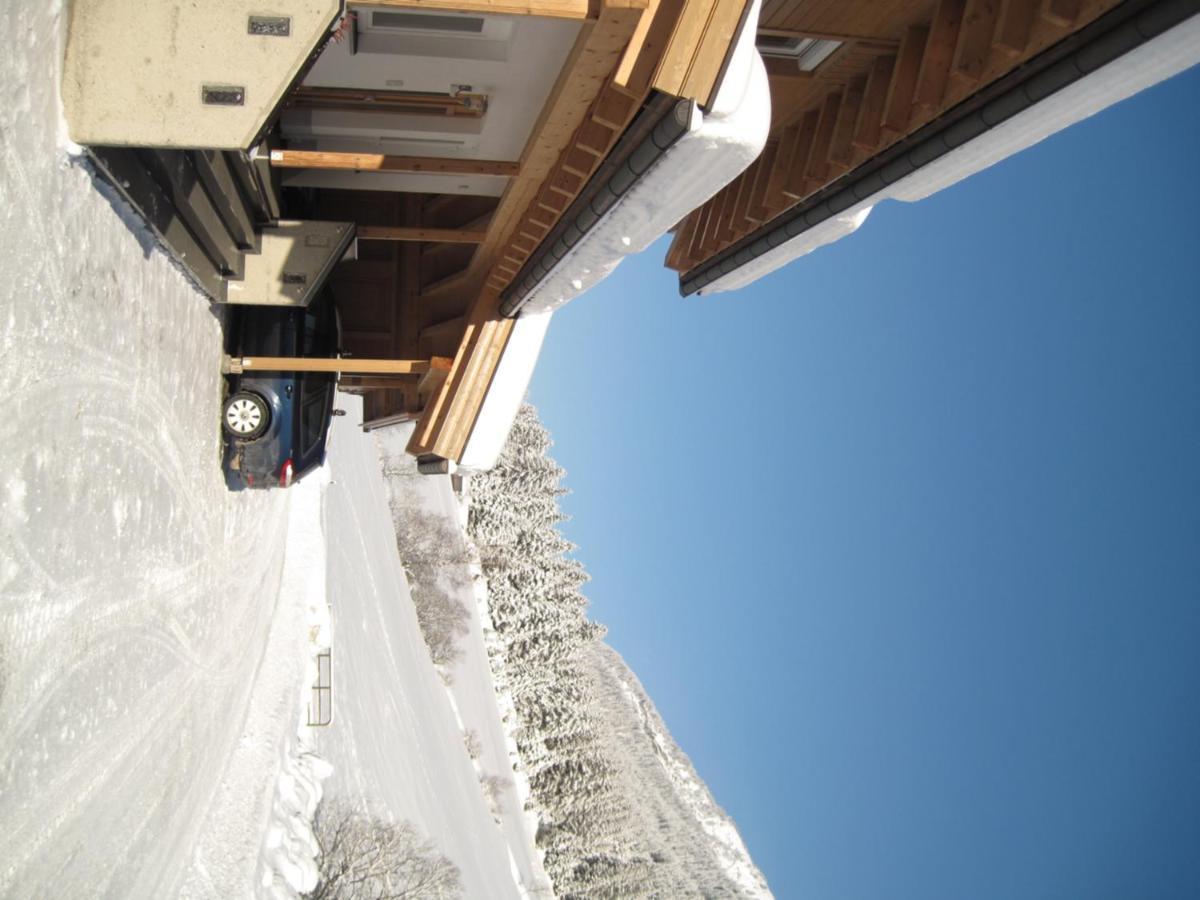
755 35 842 71
299 375 330 455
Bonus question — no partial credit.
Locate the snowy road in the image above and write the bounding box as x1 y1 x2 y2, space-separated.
0 3 306 895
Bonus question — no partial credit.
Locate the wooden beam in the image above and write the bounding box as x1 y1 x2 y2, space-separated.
342 376 421 389
764 123 800 207
416 271 470 309
454 0 644 296
915 0 966 112
782 110 819 201
747 139 779 222
853 54 895 151
699 189 727 255
652 0 719 97
714 176 743 245
679 0 748 106
615 0 682 95
953 0 1001 83
689 202 715 262
269 149 520 177
829 79 865 166
731 166 756 234
357 226 488 243
995 0 1039 56
227 356 453 375
1042 0 1081 27
349 0 592 20
804 91 842 188
882 26 929 134
398 195 422 360
665 211 700 270
419 315 467 341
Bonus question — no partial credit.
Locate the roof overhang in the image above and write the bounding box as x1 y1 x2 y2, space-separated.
407 0 760 468
502 0 770 317
683 0 1200 295
438 0 768 471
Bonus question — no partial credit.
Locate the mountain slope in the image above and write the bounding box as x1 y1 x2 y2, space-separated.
582 641 772 899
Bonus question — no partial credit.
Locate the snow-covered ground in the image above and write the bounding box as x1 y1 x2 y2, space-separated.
376 427 555 898
313 403 531 898
0 5 547 895
0 3 324 894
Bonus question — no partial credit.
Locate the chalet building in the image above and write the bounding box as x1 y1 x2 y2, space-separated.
62 0 1199 472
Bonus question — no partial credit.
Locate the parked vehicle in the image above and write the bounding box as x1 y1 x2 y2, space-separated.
222 291 341 489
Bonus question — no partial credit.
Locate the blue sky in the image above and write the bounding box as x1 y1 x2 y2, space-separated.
528 65 1200 898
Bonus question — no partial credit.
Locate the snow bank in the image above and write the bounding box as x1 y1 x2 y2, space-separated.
254 470 335 899
698 12 1200 294
376 423 555 897
460 310 554 472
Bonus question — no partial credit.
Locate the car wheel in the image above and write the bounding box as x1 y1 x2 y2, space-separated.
223 391 270 440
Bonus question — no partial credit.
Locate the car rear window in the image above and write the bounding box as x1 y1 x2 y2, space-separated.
299 375 330 455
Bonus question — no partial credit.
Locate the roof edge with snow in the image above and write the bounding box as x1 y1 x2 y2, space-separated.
683 0 1200 296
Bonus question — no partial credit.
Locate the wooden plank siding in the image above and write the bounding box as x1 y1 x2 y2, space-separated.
668 0 1125 275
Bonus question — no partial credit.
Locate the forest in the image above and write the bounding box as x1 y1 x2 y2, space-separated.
467 405 765 899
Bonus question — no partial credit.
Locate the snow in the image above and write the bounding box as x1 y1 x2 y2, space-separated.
375 423 556 897
312 404 533 898
519 0 769 318
698 12 1200 294
461 310 554 473
0 1 328 895
2 1 774 895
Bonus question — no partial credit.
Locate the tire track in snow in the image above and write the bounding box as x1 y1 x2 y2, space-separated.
0 4 300 894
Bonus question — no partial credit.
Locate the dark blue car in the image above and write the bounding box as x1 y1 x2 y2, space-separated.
222 291 340 489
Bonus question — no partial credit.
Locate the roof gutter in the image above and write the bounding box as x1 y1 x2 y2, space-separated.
494 0 769 319
499 93 696 318
681 0 1200 296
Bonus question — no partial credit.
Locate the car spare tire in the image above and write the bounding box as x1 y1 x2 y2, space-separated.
223 391 270 440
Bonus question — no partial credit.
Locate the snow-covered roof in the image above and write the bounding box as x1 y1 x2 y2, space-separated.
691 8 1200 295
457 0 771 471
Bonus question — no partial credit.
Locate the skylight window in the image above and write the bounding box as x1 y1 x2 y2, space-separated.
755 35 842 71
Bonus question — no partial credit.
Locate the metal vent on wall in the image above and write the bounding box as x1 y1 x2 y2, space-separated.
371 11 486 33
